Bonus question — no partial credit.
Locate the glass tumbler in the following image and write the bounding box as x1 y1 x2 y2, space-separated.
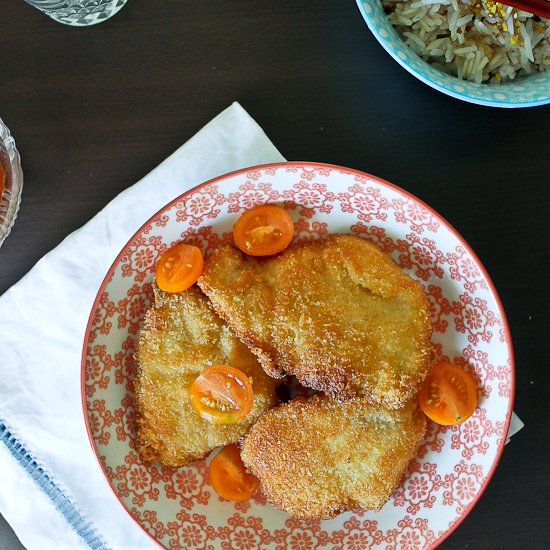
23 0 129 26
0 118 23 247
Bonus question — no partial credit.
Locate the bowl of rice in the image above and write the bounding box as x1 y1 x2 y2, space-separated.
356 0 550 106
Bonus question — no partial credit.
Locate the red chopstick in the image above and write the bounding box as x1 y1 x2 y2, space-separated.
498 0 550 19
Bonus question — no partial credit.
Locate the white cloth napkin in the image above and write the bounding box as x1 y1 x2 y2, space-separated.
506 411 524 444
0 102 285 550
0 102 522 550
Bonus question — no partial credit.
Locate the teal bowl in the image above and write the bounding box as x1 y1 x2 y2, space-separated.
356 0 550 107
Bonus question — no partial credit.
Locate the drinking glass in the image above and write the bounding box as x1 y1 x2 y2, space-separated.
0 118 23 247
24 0 129 26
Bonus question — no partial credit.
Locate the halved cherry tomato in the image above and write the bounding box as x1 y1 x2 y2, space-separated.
156 243 204 293
418 361 478 425
189 365 254 424
233 204 294 256
209 444 260 501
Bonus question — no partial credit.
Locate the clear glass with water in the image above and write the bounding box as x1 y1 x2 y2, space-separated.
24 0 129 26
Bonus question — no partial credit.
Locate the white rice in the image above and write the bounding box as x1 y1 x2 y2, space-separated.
384 0 550 82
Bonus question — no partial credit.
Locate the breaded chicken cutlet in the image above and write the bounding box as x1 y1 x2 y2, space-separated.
198 234 433 408
240 393 426 519
134 284 279 467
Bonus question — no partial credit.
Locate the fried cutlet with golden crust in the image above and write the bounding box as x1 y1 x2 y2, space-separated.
197 234 433 408
240 393 426 519
134 284 279 467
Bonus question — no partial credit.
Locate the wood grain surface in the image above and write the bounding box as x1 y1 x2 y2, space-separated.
0 1 548 548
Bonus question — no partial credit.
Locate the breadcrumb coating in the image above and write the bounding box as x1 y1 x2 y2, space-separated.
198 234 433 407
134 284 279 467
241 393 427 519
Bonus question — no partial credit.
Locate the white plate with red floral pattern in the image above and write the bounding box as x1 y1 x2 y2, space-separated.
82 162 514 549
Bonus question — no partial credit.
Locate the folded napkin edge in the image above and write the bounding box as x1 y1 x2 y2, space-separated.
0 419 106 549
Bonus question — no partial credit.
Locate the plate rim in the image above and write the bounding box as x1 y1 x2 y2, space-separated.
81 160 515 549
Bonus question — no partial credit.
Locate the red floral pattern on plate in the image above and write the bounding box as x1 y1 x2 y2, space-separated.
393 462 443 514
395 234 445 281
416 421 449 459
338 183 390 223
114 391 136 445
175 185 225 226
350 222 397 254
113 335 136 392
112 452 160 507
391 198 440 234
450 408 506 460
85 344 112 397
331 517 384 549
442 461 485 515
87 399 112 446
220 515 271 550
385 517 436 550
83 163 513 549
283 181 336 218
179 225 233 256
273 518 332 549
164 461 211 510
234 490 268 514
227 181 282 213
120 235 168 282
452 292 500 345
116 283 154 336
131 508 166 543
165 510 214 549
293 218 329 243
497 358 513 399
89 292 116 343
446 245 488 292
424 284 451 334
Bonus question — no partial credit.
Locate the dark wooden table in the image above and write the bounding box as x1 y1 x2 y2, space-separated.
1 1 548 548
